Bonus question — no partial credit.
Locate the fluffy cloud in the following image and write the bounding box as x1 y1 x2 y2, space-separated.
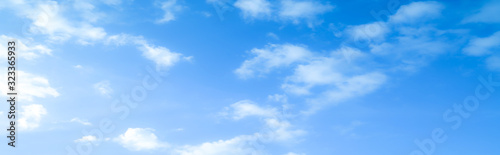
343 2 455 72
278 0 334 25
0 35 52 60
19 104 47 131
463 31 500 56
23 1 106 43
114 128 169 151
74 135 98 143
206 0 333 26
319 72 386 102
0 71 59 102
157 0 183 23
226 100 278 120
235 43 386 113
2 1 189 70
463 1 500 23
93 81 113 97
106 34 190 69
235 44 312 79
177 101 304 154
234 0 272 19
140 44 184 69
346 22 389 41
389 1 444 23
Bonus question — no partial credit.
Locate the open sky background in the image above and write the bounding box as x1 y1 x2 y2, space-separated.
1 0 500 154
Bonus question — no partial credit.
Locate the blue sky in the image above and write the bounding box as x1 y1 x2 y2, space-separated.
0 0 500 154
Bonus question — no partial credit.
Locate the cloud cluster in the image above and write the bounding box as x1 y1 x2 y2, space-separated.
211 0 334 26
235 43 386 113
176 100 304 154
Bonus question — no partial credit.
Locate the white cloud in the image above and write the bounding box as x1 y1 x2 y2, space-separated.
235 44 385 113
268 94 287 103
283 57 344 95
234 0 272 19
114 128 169 151
0 71 59 102
74 65 83 69
267 32 280 40
389 1 444 23
486 56 500 71
177 101 304 154
106 34 190 70
0 35 52 60
1 0 187 71
281 46 367 95
140 43 183 69
278 0 334 25
93 81 113 97
235 44 313 79
263 117 306 141
321 72 386 103
227 100 278 120
463 1 500 23
26 1 106 43
175 135 261 155
157 0 183 23
463 31 500 56
19 104 47 131
75 135 98 143
70 118 92 126
346 22 389 41
285 152 305 155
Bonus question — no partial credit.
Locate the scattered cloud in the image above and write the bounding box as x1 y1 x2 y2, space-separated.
156 0 184 23
267 32 280 40
175 134 261 155
486 56 500 71
114 128 169 151
235 44 312 79
73 65 83 69
70 118 92 126
93 81 113 97
206 0 333 27
346 22 389 41
278 0 334 25
177 100 304 154
225 100 278 120
268 94 287 103
389 1 444 23
75 135 98 143
19 104 47 131
236 43 386 113
234 0 272 19
462 1 500 23
0 71 59 102
22 1 106 43
463 31 500 56
0 35 52 60
140 43 184 69
106 34 191 70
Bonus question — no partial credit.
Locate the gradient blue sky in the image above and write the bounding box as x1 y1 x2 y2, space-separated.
0 0 500 155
